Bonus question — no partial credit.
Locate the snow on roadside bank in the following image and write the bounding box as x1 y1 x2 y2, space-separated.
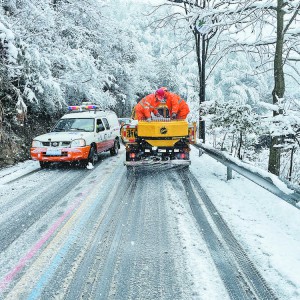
190 146 300 299
0 160 40 185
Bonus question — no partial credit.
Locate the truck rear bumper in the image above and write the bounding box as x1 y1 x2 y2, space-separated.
124 159 190 167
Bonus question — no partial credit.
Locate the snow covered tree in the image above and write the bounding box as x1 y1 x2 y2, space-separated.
0 0 194 165
166 0 300 176
204 98 261 159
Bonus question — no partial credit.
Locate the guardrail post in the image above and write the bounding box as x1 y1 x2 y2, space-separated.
227 167 232 180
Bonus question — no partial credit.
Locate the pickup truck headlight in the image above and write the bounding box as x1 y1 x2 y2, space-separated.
70 139 86 147
32 140 43 147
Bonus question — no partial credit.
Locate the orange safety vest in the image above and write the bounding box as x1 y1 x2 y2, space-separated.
165 91 190 119
135 94 160 120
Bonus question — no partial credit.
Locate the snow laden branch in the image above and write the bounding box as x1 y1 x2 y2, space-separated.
166 0 300 176
166 0 300 65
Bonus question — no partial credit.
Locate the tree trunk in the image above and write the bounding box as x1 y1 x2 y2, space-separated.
268 0 285 176
237 131 243 159
220 132 227 150
288 147 295 181
230 134 235 154
0 101 3 142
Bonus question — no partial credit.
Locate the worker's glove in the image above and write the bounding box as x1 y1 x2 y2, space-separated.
171 113 177 120
146 118 151 122
155 113 162 118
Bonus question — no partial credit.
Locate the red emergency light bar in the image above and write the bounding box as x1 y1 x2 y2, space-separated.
85 105 97 109
68 106 81 111
68 105 99 111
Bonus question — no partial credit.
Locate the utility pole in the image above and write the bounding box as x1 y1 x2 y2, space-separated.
195 15 211 144
199 34 206 143
167 0 216 143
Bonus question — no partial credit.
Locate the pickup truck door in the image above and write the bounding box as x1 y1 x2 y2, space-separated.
96 118 113 153
96 119 107 153
102 118 114 149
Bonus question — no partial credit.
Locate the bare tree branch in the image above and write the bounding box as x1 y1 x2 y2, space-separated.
283 2 300 34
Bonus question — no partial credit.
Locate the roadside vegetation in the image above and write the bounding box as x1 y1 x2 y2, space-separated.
0 0 299 185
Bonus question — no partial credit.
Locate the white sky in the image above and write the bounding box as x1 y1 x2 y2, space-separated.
0 145 299 299
128 0 166 4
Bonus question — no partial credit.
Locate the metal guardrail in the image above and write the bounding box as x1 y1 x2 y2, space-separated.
193 143 300 207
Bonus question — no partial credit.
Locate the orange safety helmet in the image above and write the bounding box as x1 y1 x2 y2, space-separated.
155 88 165 101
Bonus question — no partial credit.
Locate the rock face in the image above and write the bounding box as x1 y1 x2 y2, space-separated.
0 111 62 168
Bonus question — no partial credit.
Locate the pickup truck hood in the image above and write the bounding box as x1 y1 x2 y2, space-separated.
34 131 87 142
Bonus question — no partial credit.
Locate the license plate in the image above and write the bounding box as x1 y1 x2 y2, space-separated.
46 148 62 156
126 129 137 138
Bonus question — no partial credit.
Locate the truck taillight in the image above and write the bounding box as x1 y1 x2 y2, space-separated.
189 128 194 140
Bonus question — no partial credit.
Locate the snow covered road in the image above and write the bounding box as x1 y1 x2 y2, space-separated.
0 147 299 299
0 151 197 299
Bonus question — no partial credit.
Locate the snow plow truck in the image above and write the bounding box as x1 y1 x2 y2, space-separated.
122 104 196 168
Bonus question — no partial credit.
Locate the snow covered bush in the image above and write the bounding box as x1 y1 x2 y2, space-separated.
205 100 261 159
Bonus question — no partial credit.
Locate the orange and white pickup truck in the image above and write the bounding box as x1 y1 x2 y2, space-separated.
30 104 120 168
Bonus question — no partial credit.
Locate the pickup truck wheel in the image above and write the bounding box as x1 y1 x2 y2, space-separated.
110 140 119 156
40 161 50 169
82 146 97 168
89 146 98 165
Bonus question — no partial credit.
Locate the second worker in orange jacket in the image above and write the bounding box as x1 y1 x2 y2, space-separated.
159 87 190 120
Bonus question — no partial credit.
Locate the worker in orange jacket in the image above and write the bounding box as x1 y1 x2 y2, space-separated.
134 90 163 121
160 87 190 120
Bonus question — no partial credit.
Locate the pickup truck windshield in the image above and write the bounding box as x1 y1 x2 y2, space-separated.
52 118 94 132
